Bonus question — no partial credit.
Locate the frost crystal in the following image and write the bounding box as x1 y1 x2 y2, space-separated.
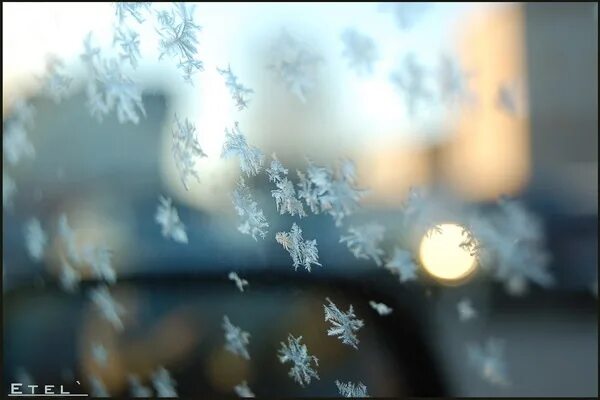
152 366 177 398
369 301 393 316
115 2 151 23
438 55 475 107
231 178 269 240
384 247 418 282
91 342 108 367
221 122 264 177
266 153 288 183
114 26 142 69
234 380 255 398
323 298 364 349
155 196 188 244
89 375 109 397
58 213 80 264
340 223 385 266
171 114 207 190
391 53 432 118
59 259 81 292
3 172 16 209
457 298 477 322
268 30 323 103
24 218 47 262
218 65 254 110
129 375 153 398
277 334 319 387
82 245 116 284
223 315 251 360
228 271 249 292
89 285 125 331
156 2 204 83
467 338 510 387
3 100 36 166
267 154 306 217
341 28 378 75
276 223 321 272
381 2 430 30
335 380 369 398
41 56 73 103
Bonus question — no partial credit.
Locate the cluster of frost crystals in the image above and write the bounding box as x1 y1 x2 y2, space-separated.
89 285 126 331
438 55 475 108
221 122 264 177
340 223 386 266
81 33 146 124
463 197 553 296
277 334 319 387
156 2 204 84
457 298 477 322
335 380 369 398
217 65 254 110
234 381 255 398
228 271 249 292
152 366 178 398
467 338 510 387
276 223 321 272
128 374 153 398
323 298 364 349
268 155 306 218
369 301 393 316
390 53 432 118
23 218 47 262
3 172 17 209
400 187 442 236
297 159 367 226
89 375 109 397
223 315 251 360
115 2 151 24
171 114 207 190
155 196 188 244
114 26 141 69
380 2 430 30
384 247 418 283
268 30 323 103
232 178 269 240
3 99 36 167
41 56 73 103
341 28 378 75
82 244 116 284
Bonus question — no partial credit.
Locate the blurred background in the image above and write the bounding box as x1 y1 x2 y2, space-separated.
2 2 598 397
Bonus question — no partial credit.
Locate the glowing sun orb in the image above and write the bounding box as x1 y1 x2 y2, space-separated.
419 223 477 283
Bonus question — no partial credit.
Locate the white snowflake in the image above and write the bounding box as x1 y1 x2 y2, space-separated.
89 375 109 397
128 374 153 398
467 338 510 387
228 271 249 292
276 223 321 272
152 366 178 398
266 153 288 183
155 196 188 244
82 244 116 284
24 218 47 262
41 55 73 103
3 120 35 167
231 178 269 240
390 53 432 118
324 298 364 349
221 122 264 177
340 223 385 266
217 65 254 110
114 26 142 69
277 334 319 387
115 2 151 23
457 298 477 322
3 172 17 209
341 28 378 75
381 2 430 30
438 55 475 107
59 259 81 292
233 380 255 398
223 315 251 360
335 380 369 398
171 114 207 190
58 213 80 264
91 342 108 367
384 247 418 283
369 301 393 316
89 285 125 331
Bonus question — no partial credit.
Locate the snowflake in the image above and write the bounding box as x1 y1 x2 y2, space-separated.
340 223 385 266
231 178 269 240
277 334 319 387
467 338 510 387
276 223 321 272
268 30 323 103
59 259 81 292
335 380 369 398
152 366 178 398
381 2 430 30
114 26 141 69
223 315 251 360
171 114 207 190
41 55 73 103
89 375 109 397
3 119 35 167
155 196 188 244
91 342 108 367
341 28 378 75
266 153 288 183
128 375 153 398
233 380 255 398
391 53 432 118
24 218 47 262
156 2 204 83
438 55 475 107
228 271 249 292
457 298 477 322
58 213 80 264
89 285 125 331
323 297 364 349
384 247 418 282
217 65 254 110
114 2 151 23
400 187 442 236
82 244 116 284
369 301 393 316
221 122 264 177
3 172 16 209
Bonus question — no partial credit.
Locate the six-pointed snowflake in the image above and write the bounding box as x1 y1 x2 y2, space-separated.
223 315 251 360
155 196 188 244
152 366 178 398
232 178 269 240
341 28 378 75
278 334 319 387
221 122 264 177
218 65 254 110
369 301 393 316
276 223 321 272
323 297 364 349
336 380 369 398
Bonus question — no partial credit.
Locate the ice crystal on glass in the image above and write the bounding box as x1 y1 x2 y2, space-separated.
218 65 254 110
438 55 475 107
228 271 249 292
114 26 142 69
341 28 378 75
89 375 109 397
171 114 207 190
82 244 116 284
221 122 264 177
89 285 125 331
58 213 81 264
223 315 251 360
335 380 369 398
323 297 364 349
369 301 393 316
277 334 319 387
155 196 188 244
391 53 432 118
59 260 81 292
4 100 36 166
269 157 306 218
129 375 153 398
234 381 255 398
24 218 47 262
41 56 73 103
231 178 269 240
152 366 178 398
276 223 321 272
340 223 385 266
115 2 151 24
384 247 418 283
